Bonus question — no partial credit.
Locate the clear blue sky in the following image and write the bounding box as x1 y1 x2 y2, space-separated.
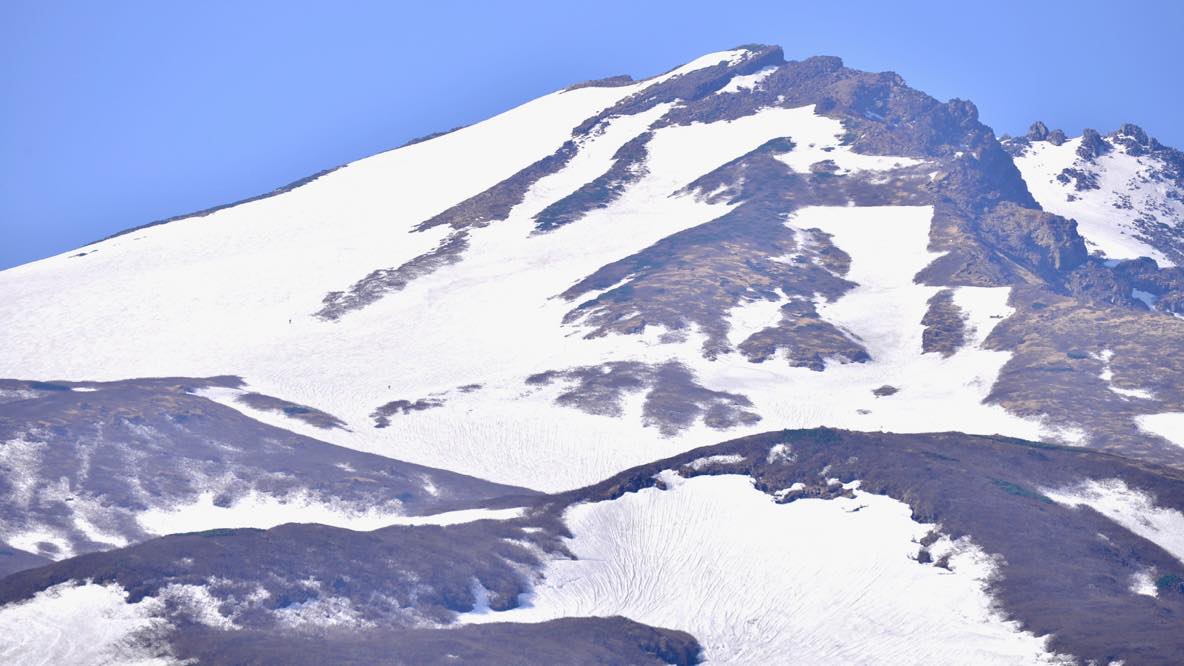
3 0 1181 270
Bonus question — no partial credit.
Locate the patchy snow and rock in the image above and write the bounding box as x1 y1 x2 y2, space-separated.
1013 134 1182 266
1044 478 1184 564
1093 349 1157 401
718 66 777 94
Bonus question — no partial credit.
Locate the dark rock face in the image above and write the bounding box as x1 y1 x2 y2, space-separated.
1114 259 1184 316
1077 128 1111 160
1026 121 1050 141
565 74 637 90
920 289 966 357
1064 259 1137 306
974 203 1089 279
316 224 469 321
0 377 531 564
1056 166 1100 191
526 361 760 436
534 131 651 233
418 141 581 234
235 392 347 429
371 396 444 428
398 125 468 148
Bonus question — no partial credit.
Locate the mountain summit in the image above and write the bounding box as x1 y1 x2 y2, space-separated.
1 45 1183 664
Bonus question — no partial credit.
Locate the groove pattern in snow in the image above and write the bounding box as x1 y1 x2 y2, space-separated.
463 473 1067 664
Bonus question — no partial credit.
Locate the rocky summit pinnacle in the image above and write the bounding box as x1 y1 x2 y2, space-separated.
1 44 1184 665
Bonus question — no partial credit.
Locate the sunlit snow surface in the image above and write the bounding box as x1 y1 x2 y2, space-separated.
0 87 1052 490
462 473 1068 664
136 490 524 535
717 66 777 94
1135 412 1184 448
1014 137 1180 266
0 582 172 666
0 578 376 664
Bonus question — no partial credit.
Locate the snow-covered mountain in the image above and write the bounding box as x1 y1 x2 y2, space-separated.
2 45 1184 664
1007 122 1184 267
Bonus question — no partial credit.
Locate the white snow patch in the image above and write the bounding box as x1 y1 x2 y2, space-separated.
686 453 746 470
0 436 44 507
273 595 373 630
1093 349 1156 401
774 116 924 175
1112 386 1156 400
157 584 238 629
950 286 1014 347
136 490 522 536
461 474 1064 664
7 527 73 561
421 475 440 497
671 205 1044 442
726 294 786 348
649 49 752 86
1135 412 1184 447
1043 478 1184 564
766 443 795 464
1130 569 1158 597
70 499 131 549
0 582 173 665
1042 422 1089 447
717 66 777 94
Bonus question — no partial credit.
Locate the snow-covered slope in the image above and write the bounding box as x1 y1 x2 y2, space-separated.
4 44 1184 665
1010 123 1184 266
463 472 1066 664
0 46 1094 492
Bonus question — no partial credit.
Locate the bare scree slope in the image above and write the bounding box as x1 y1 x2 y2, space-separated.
1 45 1183 664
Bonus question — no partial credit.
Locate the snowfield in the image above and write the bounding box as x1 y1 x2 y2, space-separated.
462 472 1068 664
136 491 524 535
0 582 172 666
0 102 1054 490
